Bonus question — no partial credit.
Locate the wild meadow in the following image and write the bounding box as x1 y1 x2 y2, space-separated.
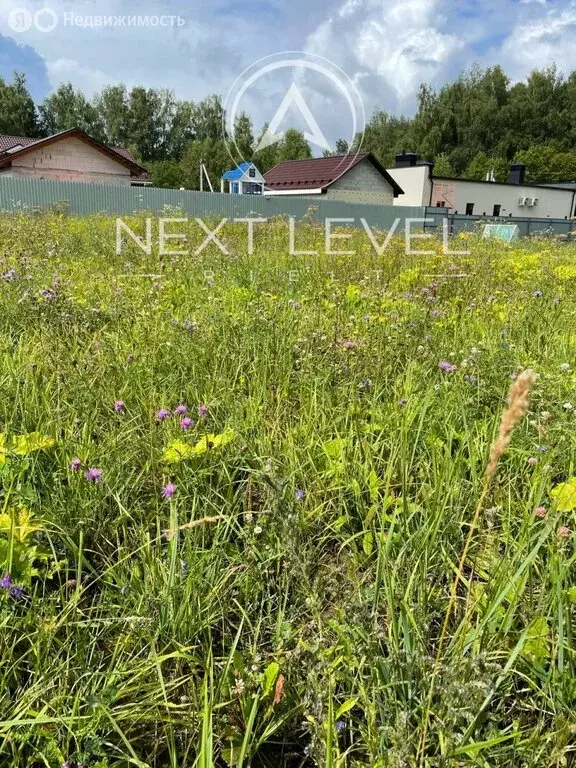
0 212 576 767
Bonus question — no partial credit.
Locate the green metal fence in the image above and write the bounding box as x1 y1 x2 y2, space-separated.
0 176 439 231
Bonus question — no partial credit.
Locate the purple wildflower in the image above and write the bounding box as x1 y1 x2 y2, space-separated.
1 268 16 282
162 482 177 499
71 457 82 471
341 340 358 350
198 404 208 418
174 404 188 416
296 488 305 502
439 361 457 373
431 309 441 318
0 572 12 590
336 720 345 732
41 288 58 302
114 400 126 413
180 417 194 430
465 375 477 384
156 409 171 422
84 467 103 483
9 585 24 601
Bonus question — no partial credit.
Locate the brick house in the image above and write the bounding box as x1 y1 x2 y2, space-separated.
264 153 403 205
0 128 149 186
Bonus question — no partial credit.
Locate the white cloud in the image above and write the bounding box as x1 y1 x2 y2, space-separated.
499 3 576 78
2 0 576 136
305 0 467 116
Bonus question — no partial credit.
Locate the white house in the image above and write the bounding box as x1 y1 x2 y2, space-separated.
220 162 265 195
387 152 576 219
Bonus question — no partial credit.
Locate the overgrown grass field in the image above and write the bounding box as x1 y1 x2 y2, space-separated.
1 214 576 767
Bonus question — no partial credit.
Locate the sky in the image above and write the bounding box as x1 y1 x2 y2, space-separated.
1 0 576 146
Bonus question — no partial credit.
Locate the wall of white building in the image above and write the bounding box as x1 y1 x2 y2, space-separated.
387 165 432 207
431 178 575 219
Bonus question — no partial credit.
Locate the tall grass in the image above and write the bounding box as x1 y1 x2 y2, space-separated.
0 213 575 767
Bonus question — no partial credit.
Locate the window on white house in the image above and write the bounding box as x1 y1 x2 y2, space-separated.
243 182 262 195
493 204 501 216
465 203 475 216
249 168 256 178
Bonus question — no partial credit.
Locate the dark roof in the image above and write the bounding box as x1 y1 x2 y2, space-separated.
433 175 574 193
0 135 40 153
0 129 148 179
264 153 404 196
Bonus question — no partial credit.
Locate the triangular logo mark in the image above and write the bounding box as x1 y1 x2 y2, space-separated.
255 83 332 153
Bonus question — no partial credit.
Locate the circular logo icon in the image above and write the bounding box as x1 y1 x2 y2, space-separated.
223 51 366 172
34 7 58 33
7 8 33 32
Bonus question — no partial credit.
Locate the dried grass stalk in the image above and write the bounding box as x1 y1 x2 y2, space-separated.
486 369 536 481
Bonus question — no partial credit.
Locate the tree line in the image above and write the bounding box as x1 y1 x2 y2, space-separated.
1 64 576 188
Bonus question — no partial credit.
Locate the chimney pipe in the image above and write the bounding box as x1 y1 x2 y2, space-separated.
395 152 418 168
508 162 526 185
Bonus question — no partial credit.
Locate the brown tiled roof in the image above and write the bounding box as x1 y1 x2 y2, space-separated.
0 135 41 153
111 146 150 183
264 152 404 196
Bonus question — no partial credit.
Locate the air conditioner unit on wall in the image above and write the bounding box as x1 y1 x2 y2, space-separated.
532 197 539 206
525 197 534 207
518 197 527 206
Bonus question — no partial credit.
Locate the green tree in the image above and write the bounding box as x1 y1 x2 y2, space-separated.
361 109 415 167
126 87 176 161
148 160 186 189
167 101 196 160
191 95 225 142
180 138 229 191
253 123 279 172
0 72 39 137
464 153 509 182
39 83 104 139
233 112 254 161
432 155 454 177
516 145 576 184
276 128 312 162
93 85 130 148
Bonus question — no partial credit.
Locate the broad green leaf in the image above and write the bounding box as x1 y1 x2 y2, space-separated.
368 470 380 502
362 531 374 556
262 662 280 696
322 439 347 460
521 617 550 664
335 698 358 720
